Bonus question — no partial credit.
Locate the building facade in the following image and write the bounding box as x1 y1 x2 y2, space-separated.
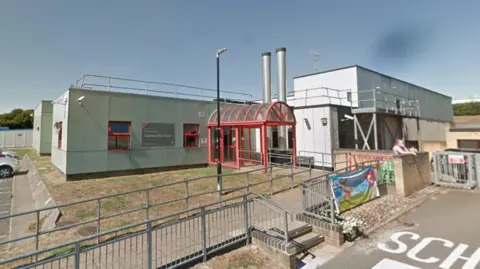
32 100 53 155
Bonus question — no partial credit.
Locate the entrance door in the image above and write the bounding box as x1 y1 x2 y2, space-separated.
222 127 237 167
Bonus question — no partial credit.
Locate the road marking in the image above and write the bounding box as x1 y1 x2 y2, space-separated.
372 258 421 269
0 204 10 207
0 187 11 191
0 211 9 215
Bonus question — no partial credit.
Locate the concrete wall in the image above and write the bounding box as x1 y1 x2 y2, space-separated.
51 91 69 173
393 152 431 197
294 106 333 168
0 129 33 148
356 66 453 122
403 118 447 142
292 66 357 107
61 88 240 176
446 124 480 149
32 101 53 155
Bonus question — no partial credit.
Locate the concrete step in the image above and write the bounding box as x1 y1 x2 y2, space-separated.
267 224 312 240
287 232 325 255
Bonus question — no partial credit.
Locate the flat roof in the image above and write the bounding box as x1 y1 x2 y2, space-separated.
293 65 451 99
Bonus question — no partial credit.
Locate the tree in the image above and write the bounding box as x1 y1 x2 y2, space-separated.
453 102 480 116
0 108 34 129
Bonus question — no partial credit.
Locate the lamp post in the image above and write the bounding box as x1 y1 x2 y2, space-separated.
216 48 227 193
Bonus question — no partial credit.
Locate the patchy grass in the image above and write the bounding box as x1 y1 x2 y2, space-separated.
191 246 280 269
27 215 47 233
7 147 35 159
2 152 317 263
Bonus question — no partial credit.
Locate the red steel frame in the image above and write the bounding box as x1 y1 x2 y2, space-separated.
207 101 296 169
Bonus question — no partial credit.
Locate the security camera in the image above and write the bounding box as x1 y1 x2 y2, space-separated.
77 96 85 102
343 114 354 120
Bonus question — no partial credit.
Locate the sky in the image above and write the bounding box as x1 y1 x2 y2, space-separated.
0 0 479 113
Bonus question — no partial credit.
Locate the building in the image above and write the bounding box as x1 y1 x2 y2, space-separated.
32 100 53 155
445 115 480 149
48 75 282 179
288 65 452 168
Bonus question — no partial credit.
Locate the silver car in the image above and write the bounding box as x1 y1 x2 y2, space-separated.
0 153 21 178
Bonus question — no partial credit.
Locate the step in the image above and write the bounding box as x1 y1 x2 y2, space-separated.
267 224 312 240
286 232 325 255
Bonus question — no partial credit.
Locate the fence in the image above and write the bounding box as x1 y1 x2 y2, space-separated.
299 159 382 224
0 129 33 148
432 151 480 189
0 161 310 265
74 74 255 104
297 150 350 170
1 192 293 269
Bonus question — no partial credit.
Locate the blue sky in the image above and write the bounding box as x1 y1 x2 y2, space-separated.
0 1 479 112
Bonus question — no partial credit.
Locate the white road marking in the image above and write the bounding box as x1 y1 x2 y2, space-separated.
0 211 9 215
372 258 421 269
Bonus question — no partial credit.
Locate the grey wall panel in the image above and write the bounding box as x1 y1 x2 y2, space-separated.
356 67 453 122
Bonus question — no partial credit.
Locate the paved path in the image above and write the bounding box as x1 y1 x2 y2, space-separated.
319 188 480 269
0 177 12 243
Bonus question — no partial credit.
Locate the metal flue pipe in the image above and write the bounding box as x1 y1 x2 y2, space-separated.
262 52 273 148
276 48 287 150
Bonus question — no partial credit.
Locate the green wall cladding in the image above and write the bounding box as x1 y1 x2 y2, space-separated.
64 88 243 175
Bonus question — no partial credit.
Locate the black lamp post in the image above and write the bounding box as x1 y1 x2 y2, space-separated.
216 48 227 192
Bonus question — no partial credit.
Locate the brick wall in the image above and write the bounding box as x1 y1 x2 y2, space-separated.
393 152 431 197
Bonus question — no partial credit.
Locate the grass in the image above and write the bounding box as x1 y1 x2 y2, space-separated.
2 149 318 264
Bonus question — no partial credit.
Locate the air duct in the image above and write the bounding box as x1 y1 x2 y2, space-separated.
262 52 272 148
276 48 287 150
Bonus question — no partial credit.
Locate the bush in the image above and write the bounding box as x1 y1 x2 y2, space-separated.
453 102 480 116
0 108 33 129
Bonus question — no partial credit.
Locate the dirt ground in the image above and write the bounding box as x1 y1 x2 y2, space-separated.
191 245 282 269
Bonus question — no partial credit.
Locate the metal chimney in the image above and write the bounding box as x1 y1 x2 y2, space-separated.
262 52 272 104
276 48 287 150
262 52 273 148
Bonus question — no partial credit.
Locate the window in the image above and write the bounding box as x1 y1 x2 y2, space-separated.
183 124 200 148
457 140 480 149
57 122 63 148
108 121 131 150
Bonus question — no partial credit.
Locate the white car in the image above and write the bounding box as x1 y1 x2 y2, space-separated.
0 151 19 159
0 154 21 178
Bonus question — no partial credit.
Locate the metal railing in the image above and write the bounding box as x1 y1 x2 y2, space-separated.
298 150 350 170
433 151 480 189
73 74 255 103
355 89 420 117
0 161 312 261
0 192 292 269
299 159 382 224
301 182 336 223
287 87 353 107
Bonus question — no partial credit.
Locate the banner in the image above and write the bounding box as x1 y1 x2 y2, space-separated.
329 166 379 213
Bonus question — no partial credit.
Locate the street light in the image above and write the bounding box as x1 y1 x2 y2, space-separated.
216 48 227 193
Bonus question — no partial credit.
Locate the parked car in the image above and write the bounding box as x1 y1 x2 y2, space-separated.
0 150 19 159
0 153 21 178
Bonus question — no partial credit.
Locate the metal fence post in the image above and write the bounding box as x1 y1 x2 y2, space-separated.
201 207 207 262
290 156 294 189
96 199 101 244
146 189 150 220
269 166 273 196
330 199 335 224
185 179 189 209
243 195 250 245
475 154 480 189
35 211 40 251
74 241 81 269
308 158 312 178
283 211 289 243
245 172 250 193
147 222 153 269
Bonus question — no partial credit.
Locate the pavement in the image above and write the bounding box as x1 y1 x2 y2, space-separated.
0 177 13 243
9 172 36 247
318 188 480 269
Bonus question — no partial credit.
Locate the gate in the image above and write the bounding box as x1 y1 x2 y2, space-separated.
432 151 480 189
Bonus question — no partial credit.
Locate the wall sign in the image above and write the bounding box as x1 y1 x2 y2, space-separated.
141 123 175 147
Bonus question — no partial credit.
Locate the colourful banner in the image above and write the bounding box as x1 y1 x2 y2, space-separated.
329 166 379 213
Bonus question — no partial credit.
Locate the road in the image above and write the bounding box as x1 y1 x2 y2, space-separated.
320 188 480 269
0 177 12 243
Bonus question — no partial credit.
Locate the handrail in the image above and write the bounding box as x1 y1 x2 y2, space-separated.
250 191 293 219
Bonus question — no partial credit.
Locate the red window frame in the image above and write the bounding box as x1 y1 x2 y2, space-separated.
183 123 200 148
108 121 131 151
57 122 63 148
